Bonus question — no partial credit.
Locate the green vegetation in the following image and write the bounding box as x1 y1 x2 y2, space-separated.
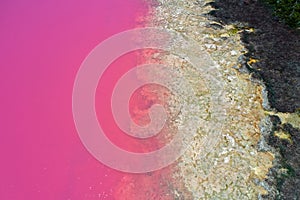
262 0 300 28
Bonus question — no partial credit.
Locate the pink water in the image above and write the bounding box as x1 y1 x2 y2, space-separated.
0 1 175 199
96 50 172 153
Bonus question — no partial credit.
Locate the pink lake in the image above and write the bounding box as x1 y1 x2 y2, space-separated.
0 1 178 199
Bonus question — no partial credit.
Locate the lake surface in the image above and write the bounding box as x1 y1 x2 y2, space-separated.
0 1 172 199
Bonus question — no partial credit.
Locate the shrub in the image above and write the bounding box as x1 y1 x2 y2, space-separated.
263 0 300 28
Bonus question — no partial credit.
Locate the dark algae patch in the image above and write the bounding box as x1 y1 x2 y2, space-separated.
263 115 300 199
208 0 300 113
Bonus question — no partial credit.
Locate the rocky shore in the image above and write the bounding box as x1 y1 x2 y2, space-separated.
141 0 300 199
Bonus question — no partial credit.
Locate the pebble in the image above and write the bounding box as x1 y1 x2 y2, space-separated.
231 50 238 56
